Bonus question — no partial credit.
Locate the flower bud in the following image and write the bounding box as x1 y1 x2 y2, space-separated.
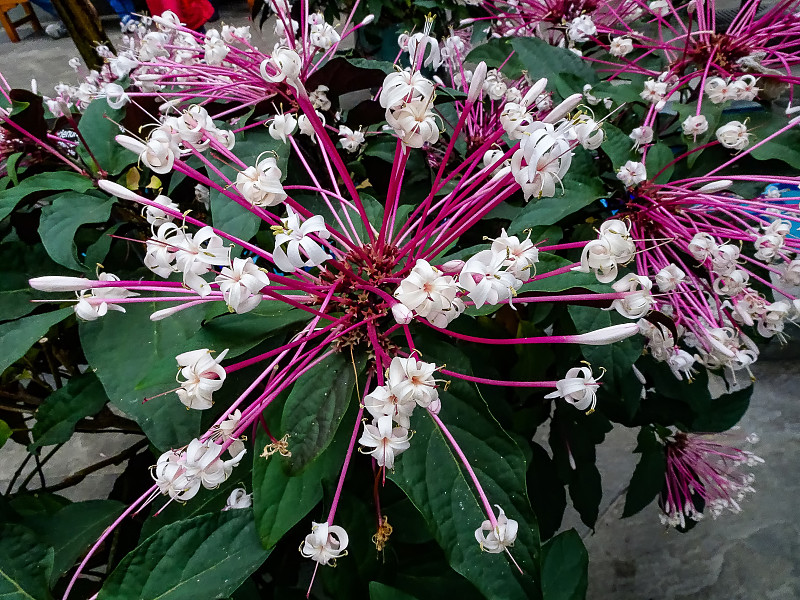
391 303 414 324
569 323 640 345
439 259 466 273
360 14 375 25
29 276 92 292
696 180 733 193
542 93 583 123
115 134 147 155
522 78 548 107
98 179 145 202
467 61 487 104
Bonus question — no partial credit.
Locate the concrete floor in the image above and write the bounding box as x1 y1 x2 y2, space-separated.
1 6 799 598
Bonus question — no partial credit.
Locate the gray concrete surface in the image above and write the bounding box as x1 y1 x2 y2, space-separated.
1 6 798 597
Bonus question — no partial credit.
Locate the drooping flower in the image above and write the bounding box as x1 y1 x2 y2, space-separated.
300 522 349 565
271 206 331 272
215 258 271 314
73 273 138 321
222 487 253 510
358 415 412 469
175 348 229 409
474 505 519 553
544 365 602 412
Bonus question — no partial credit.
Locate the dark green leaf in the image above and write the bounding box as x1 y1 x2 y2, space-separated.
38 192 115 271
98 511 270 600
0 308 72 376
600 123 634 169
540 529 588 600
30 372 108 450
0 419 11 449
508 174 605 235
622 428 666 518
77 100 131 175
21 500 124 585
0 171 94 222
0 243 71 322
0 523 54 600
527 442 566 541
689 385 752 432
280 352 360 473
390 341 540 600
511 38 597 83
518 254 611 294
6 152 24 185
465 38 523 77
645 143 675 184
369 582 421 600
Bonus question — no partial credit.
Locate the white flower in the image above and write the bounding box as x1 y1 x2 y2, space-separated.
475 505 518 553
731 75 759 101
268 113 297 143
640 79 667 104
74 273 137 321
379 69 434 110
144 194 179 227
222 488 252 511
138 31 169 61
459 249 521 309
511 122 573 200
297 110 326 142
235 157 287 207
568 15 596 42
204 29 230 66
668 349 696 381
221 24 251 43
500 102 534 139
649 0 670 16
338 126 365 153
490 229 539 280
574 239 618 283
358 415 411 469
176 348 229 409
704 77 736 104
711 243 740 275
545 365 601 411
174 226 232 296
754 231 784 262
309 85 332 111
272 206 330 272
300 522 349 565
394 259 464 328
117 129 178 175
716 121 750 150
109 53 138 79
610 274 654 318
609 36 634 57
364 384 416 428
216 258 270 314
385 98 440 149
101 83 129 109
260 47 302 85
483 69 508 101
310 19 341 50
780 259 800 285
757 301 791 338
629 126 653 151
406 32 442 69
617 160 647 187
689 232 717 262
682 115 708 140
655 264 686 291
387 355 440 411
152 450 200 501
713 269 749 296
184 437 245 488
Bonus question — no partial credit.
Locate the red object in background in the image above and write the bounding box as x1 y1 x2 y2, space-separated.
145 0 214 30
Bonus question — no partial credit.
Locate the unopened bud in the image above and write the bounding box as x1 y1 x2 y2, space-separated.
467 61 488 104
542 93 583 123
391 303 414 325
29 276 92 292
696 180 733 193
115 134 147 155
522 78 548 107
439 259 465 273
569 323 640 345
360 14 375 25
98 179 145 202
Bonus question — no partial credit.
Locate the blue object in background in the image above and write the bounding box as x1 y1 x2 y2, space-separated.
763 184 800 237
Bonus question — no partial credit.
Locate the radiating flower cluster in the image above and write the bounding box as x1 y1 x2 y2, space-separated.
659 430 763 528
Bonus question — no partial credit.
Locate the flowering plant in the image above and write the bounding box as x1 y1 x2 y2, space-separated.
0 0 794 597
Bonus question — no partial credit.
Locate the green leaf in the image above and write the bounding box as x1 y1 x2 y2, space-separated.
21 500 124 585
6 152 24 185
511 38 597 83
390 341 540 600
252 412 349 548
0 308 72 376
527 442 567 541
98 511 270 600
38 192 115 271
347 57 395 74
600 123 634 169
30 372 108 450
689 385 752 432
79 303 205 450
0 419 11 449
465 38 523 77
645 143 674 184
280 352 360 473
518 253 611 294
0 242 71 322
77 100 131 175
540 529 588 600
508 174 605 235
0 171 94 222
0 523 54 600
208 131 288 242
622 428 666 518
369 582 421 600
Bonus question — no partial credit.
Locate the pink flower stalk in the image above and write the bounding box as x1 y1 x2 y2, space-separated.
660 430 763 528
